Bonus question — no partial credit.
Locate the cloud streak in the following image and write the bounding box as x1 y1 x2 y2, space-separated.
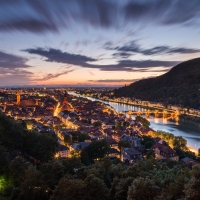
35 68 75 81
106 40 200 57
24 47 179 72
0 0 200 33
88 79 139 83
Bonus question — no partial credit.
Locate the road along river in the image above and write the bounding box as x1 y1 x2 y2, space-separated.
69 92 200 152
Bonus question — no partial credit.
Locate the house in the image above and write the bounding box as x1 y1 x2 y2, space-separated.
89 130 105 141
120 134 141 148
121 148 143 164
102 119 115 129
105 136 118 148
152 143 179 161
108 148 120 158
112 130 124 142
58 145 70 158
181 157 200 168
154 137 164 144
71 142 91 151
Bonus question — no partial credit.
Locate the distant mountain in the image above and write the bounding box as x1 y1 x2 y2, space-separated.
114 58 200 109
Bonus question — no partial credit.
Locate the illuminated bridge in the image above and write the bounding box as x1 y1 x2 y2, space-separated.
122 110 180 119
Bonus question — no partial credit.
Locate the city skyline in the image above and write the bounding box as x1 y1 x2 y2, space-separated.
1 0 200 86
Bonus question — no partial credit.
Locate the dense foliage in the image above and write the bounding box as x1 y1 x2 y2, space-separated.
135 116 150 127
114 58 200 109
0 114 58 163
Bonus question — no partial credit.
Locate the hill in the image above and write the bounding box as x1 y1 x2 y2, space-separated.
114 58 200 109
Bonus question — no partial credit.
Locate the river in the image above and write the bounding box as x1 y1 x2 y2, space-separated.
69 92 200 151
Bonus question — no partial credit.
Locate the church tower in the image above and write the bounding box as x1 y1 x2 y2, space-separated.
16 91 21 104
63 92 68 105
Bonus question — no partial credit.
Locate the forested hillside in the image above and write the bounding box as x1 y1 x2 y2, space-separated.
114 58 200 109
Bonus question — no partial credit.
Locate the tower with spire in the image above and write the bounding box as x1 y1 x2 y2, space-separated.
16 91 21 104
63 91 68 105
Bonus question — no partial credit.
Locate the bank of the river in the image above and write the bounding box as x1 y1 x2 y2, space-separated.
69 92 200 151
81 95 170 112
81 94 200 121
180 114 200 124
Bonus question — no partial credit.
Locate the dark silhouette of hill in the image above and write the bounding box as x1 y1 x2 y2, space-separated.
114 58 200 109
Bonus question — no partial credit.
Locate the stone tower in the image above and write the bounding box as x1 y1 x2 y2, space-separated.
16 91 21 104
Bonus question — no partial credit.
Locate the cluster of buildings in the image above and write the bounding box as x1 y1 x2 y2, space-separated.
1 88 199 167
0 90 57 120
54 92 182 165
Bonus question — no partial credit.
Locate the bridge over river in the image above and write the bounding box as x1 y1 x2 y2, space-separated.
122 110 180 120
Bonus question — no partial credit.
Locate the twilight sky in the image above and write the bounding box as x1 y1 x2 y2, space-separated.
0 0 200 87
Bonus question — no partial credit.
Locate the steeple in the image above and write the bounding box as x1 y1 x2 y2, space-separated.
63 92 68 105
16 91 21 104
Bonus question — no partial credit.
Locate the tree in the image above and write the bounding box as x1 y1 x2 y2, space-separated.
115 177 134 200
161 175 187 200
141 136 154 146
115 122 122 129
24 131 58 162
135 116 150 127
93 121 102 127
118 141 131 152
78 133 91 142
198 148 200 156
84 174 109 200
85 140 109 162
0 145 9 175
64 134 72 146
184 166 200 200
80 150 90 165
102 156 112 175
61 157 82 174
9 157 28 187
173 136 187 149
123 121 130 127
39 160 64 189
50 178 87 200
146 149 155 159
19 166 51 200
127 177 159 200
144 141 154 149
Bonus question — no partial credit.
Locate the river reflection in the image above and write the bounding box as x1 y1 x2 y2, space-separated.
69 92 200 150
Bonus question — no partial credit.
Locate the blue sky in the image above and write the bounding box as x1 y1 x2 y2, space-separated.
0 0 200 86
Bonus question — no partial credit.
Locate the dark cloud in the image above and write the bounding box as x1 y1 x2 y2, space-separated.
88 79 139 83
24 48 96 65
0 0 118 33
0 68 34 86
0 51 34 85
107 40 200 56
125 0 200 26
24 47 179 72
0 19 59 33
112 52 132 58
117 40 140 52
140 46 200 56
35 68 75 81
0 51 31 69
0 0 200 33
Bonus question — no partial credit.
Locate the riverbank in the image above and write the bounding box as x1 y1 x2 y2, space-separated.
180 114 200 124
